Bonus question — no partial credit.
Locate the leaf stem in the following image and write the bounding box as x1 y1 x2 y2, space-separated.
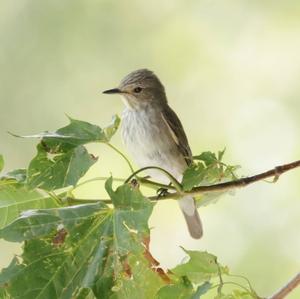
216 259 224 295
210 281 254 296
227 273 255 293
106 143 134 173
124 166 182 192
73 176 125 190
66 197 112 205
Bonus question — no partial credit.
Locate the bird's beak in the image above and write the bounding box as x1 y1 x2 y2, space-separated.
102 88 122 94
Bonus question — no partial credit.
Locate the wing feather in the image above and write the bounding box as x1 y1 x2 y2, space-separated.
161 105 192 165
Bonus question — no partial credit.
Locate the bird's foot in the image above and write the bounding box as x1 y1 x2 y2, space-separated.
156 187 169 199
129 178 139 189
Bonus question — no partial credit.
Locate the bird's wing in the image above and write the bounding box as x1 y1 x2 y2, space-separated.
161 105 193 165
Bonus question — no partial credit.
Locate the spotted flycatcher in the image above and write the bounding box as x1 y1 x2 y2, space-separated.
103 69 203 239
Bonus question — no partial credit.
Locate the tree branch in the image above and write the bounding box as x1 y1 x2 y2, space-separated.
268 272 300 299
68 160 300 204
148 159 300 200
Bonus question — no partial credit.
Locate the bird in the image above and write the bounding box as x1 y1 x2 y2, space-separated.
103 69 203 239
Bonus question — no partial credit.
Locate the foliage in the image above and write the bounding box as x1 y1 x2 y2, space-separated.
183 150 239 191
0 116 260 299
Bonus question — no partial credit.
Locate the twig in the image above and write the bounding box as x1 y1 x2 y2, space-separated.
268 272 300 299
68 160 300 204
148 159 300 200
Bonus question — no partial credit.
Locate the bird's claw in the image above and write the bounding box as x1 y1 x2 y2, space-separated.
156 187 169 198
130 178 139 189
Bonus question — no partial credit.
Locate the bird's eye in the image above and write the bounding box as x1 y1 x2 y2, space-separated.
133 87 142 93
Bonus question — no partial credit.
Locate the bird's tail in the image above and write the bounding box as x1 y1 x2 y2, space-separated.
179 196 203 239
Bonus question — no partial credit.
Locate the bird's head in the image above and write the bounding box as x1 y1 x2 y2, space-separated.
103 69 167 109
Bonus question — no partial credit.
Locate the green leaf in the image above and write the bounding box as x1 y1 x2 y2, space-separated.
1 168 27 183
155 277 194 299
105 176 152 210
0 154 4 172
103 115 121 141
182 163 205 191
215 290 255 299
105 178 154 254
13 116 120 191
0 181 161 299
155 279 211 299
182 150 239 204
0 203 113 298
0 183 60 229
0 257 23 286
11 115 120 153
191 282 211 299
27 144 97 190
193 151 217 166
73 288 96 299
0 287 10 299
195 192 225 207
217 148 226 161
171 249 225 284
112 254 165 299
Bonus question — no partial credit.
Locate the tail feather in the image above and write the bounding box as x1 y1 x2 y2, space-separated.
179 196 203 239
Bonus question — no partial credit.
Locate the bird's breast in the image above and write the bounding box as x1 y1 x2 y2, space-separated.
121 107 186 182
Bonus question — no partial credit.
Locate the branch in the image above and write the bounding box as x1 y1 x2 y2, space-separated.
67 160 300 204
268 272 300 299
148 159 300 200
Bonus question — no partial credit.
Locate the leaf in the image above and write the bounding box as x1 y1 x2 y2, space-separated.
191 282 212 299
182 163 205 191
215 290 254 299
0 257 21 286
155 277 194 299
0 154 4 172
74 288 96 299
11 115 120 153
217 148 226 161
27 144 97 190
155 278 211 299
0 181 162 299
12 116 120 191
1 169 27 183
0 183 60 229
171 249 225 284
0 288 10 299
112 254 165 299
182 150 239 207
193 151 217 166
105 177 155 254
103 115 121 141
195 192 225 207
0 203 113 298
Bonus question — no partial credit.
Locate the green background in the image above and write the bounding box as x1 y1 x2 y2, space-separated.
0 1 299 298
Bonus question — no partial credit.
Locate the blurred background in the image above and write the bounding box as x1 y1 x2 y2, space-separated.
0 0 299 297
